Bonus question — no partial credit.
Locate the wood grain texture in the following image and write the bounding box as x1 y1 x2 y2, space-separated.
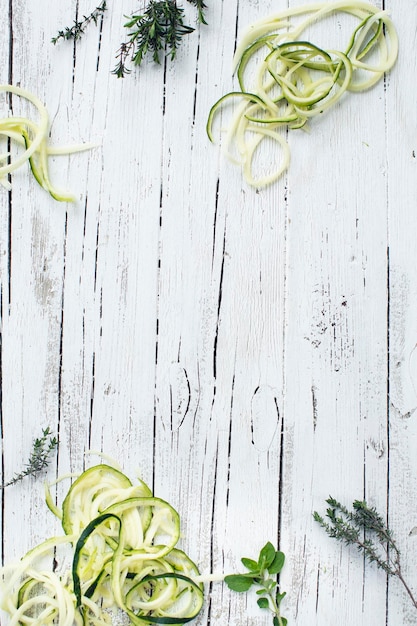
0 0 416 624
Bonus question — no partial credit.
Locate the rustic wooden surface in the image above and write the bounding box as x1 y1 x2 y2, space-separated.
1 0 416 624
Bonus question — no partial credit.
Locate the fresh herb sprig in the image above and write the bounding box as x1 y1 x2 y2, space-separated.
53 1 207 77
187 0 208 25
314 496 417 610
1 427 58 488
225 542 288 626
52 1 107 44
113 1 195 78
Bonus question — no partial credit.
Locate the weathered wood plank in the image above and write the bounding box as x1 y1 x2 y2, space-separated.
0 1 416 625
385 0 417 623
280 0 392 623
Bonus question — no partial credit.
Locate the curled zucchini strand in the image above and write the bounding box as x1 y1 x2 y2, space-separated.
0 84 93 201
0 463 204 626
208 1 398 187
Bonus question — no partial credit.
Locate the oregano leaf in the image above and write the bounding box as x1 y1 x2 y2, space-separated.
224 574 253 592
276 591 286 605
258 542 276 569
268 551 285 575
257 597 270 609
226 542 288 626
241 557 259 572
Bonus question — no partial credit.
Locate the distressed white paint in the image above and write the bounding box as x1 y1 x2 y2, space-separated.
0 0 416 624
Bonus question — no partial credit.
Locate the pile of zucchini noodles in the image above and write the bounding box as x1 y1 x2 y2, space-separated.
0 463 204 626
207 1 399 187
0 84 91 202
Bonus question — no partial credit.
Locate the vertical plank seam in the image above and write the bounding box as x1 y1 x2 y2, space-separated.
7 0 13 308
56 213 68 472
1 0 14 566
383 5 391 615
71 1 81 86
213 227 226 384
385 245 391 626
152 55 169 492
206 438 219 626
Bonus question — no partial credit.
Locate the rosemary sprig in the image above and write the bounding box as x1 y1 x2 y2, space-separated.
314 496 417 610
113 0 195 78
52 1 207 77
51 1 107 44
225 542 288 626
187 0 208 25
1 427 58 488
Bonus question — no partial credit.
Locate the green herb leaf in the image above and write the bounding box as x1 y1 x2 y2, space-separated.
258 542 277 569
2 427 58 488
226 543 287 626
268 550 285 575
187 0 208 24
276 591 287 604
257 597 270 609
113 0 196 77
53 0 208 78
224 574 254 593
314 495 417 612
52 1 107 44
241 557 259 572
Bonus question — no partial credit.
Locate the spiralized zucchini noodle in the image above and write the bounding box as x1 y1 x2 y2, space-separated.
0 84 93 202
206 1 399 188
0 463 204 626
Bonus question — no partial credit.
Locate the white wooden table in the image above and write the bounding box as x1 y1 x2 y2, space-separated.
1 1 416 624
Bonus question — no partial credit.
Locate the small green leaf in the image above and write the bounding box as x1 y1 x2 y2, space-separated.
313 511 323 523
268 550 285 575
276 591 286 605
241 557 259 572
258 542 276 569
226 542 288 626
224 574 254 592
257 597 269 609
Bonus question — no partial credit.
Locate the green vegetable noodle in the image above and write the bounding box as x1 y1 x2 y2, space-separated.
0 462 204 625
0 84 93 201
207 1 399 188
0 458 286 625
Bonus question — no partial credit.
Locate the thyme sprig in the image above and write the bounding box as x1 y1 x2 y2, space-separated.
314 496 417 610
51 1 107 44
113 1 195 78
225 542 288 626
1 427 58 488
53 1 208 78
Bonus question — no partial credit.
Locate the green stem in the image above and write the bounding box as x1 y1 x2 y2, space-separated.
268 590 284 626
394 567 417 611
